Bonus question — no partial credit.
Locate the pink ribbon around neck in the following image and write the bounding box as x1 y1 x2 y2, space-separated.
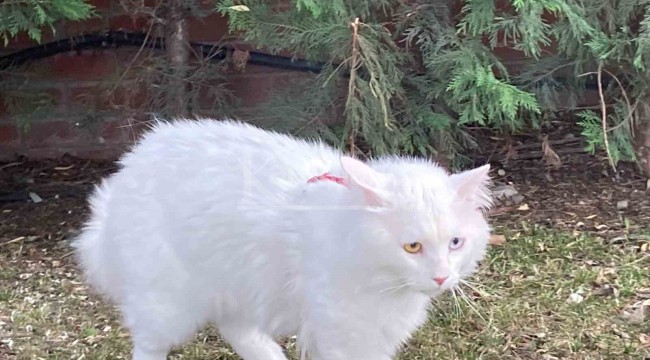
306 172 347 186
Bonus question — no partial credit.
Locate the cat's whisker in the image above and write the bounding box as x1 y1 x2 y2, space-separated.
378 281 413 295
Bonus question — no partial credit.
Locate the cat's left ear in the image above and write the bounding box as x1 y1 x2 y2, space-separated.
340 156 388 206
450 164 492 209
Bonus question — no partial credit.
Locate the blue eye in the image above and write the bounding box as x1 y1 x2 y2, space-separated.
449 237 465 250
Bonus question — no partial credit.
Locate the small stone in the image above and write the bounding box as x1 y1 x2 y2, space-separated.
28 192 43 203
616 200 629 210
510 194 525 204
492 184 518 199
567 293 584 303
497 169 506 176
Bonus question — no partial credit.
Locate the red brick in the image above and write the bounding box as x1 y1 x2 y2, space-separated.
0 88 66 119
0 124 19 145
97 119 147 144
188 13 229 42
89 0 112 10
23 120 83 148
0 94 8 120
226 72 309 106
109 15 150 32
64 17 109 36
43 51 118 81
4 28 57 50
69 146 127 160
68 82 149 112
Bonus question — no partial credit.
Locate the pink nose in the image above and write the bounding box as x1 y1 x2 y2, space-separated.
433 276 448 285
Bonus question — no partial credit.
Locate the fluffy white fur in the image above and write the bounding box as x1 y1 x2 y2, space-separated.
74 119 492 360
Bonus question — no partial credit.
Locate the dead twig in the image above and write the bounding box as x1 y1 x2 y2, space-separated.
596 64 616 171
346 17 361 156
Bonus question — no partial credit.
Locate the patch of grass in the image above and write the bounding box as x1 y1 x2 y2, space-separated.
0 227 648 359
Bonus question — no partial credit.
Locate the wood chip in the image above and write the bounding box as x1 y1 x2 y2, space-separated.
489 234 506 246
54 165 75 171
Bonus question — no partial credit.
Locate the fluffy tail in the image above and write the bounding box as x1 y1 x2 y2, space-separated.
73 179 120 300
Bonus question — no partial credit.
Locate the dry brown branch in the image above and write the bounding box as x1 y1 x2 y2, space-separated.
596 64 616 171
346 17 361 156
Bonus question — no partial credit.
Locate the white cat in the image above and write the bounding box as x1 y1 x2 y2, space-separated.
74 119 492 360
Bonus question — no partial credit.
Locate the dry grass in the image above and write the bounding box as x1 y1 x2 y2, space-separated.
0 225 648 360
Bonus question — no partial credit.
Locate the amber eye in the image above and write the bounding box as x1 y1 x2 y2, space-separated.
403 242 422 254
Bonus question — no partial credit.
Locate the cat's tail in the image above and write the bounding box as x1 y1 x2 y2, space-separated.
73 179 121 301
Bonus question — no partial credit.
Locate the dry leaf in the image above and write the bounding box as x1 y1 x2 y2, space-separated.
627 299 650 324
229 5 250 11
489 234 506 246
231 49 250 72
592 284 615 297
639 333 650 348
542 136 562 168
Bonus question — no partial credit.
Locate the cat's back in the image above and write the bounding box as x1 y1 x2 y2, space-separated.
118 119 338 181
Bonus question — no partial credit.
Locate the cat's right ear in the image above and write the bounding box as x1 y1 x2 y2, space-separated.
340 156 388 206
449 164 492 209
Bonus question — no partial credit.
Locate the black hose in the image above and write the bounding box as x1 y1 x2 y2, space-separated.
0 30 326 72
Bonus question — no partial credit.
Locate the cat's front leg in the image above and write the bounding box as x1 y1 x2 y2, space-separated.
218 324 288 360
301 324 398 360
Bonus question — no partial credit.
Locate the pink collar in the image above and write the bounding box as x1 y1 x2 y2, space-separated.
307 172 347 186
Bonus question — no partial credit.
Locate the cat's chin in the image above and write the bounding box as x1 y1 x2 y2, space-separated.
417 287 446 298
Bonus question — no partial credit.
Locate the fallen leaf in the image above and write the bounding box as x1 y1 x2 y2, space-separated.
592 284 615 297
637 288 650 299
612 326 631 340
627 299 650 324
639 333 650 348
229 5 250 11
542 136 562 168
489 234 506 246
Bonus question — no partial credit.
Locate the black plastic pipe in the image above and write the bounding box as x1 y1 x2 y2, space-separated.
0 30 325 72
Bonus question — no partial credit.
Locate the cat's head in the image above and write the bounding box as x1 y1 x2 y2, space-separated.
338 156 492 297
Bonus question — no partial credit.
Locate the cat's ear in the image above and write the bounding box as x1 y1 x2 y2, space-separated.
450 164 492 209
340 156 388 206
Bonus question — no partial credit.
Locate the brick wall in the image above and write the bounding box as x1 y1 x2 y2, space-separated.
0 0 313 160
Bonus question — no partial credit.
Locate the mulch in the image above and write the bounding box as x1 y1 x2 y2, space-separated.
1 145 648 248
